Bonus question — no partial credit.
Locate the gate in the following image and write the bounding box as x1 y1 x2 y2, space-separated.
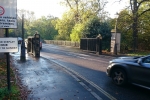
80 35 102 55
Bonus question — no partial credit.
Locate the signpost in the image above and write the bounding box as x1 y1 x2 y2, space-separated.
0 38 18 52
0 0 17 28
0 0 17 92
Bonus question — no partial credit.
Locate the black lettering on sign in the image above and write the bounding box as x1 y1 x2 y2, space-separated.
0 19 5 22
3 16 16 19
7 19 15 22
6 47 17 49
4 41 15 43
4 26 9 27
0 44 7 46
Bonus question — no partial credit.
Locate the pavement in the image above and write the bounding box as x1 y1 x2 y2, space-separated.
10 47 99 100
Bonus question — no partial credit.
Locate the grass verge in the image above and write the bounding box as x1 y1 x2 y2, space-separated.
126 51 150 56
0 57 21 99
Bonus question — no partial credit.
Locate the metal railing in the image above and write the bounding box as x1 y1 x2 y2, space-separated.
80 37 102 54
44 40 80 47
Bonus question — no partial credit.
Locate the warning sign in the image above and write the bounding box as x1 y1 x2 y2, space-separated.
0 38 18 52
0 6 5 16
0 0 17 28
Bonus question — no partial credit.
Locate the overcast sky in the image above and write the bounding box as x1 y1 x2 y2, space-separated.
17 0 128 19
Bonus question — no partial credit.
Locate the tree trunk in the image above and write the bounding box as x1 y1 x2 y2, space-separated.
132 0 138 52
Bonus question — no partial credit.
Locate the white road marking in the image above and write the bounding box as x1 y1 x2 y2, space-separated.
50 59 117 100
43 47 109 64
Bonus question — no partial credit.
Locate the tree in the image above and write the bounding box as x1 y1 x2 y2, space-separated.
110 0 150 51
55 11 76 40
8 9 36 37
61 0 108 23
55 0 108 41
9 9 36 38
128 0 150 51
27 16 58 40
137 5 150 50
15 9 58 40
70 23 85 42
70 15 111 50
70 11 99 41
86 18 111 50
9 16 22 37
130 0 150 51
111 10 133 51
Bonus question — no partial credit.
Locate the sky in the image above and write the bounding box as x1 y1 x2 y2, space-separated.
17 0 67 18
105 0 129 18
17 0 129 19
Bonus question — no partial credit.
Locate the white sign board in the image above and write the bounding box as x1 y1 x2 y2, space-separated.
0 38 18 52
0 0 17 28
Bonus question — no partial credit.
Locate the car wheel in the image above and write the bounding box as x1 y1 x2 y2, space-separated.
111 68 127 86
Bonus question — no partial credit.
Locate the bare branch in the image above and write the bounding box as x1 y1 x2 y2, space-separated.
130 0 133 11
137 0 150 9
113 0 122 3
65 0 73 9
96 1 107 13
138 8 150 17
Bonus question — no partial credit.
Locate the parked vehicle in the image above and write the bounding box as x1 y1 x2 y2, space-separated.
18 37 22 44
106 55 150 89
25 39 27 48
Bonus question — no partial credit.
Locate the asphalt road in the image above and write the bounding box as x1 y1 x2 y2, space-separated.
40 43 150 100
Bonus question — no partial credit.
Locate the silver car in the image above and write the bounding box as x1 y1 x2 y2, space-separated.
106 55 150 89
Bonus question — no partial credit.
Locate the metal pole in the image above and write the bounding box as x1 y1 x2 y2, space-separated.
22 14 24 42
20 14 26 61
5 28 11 91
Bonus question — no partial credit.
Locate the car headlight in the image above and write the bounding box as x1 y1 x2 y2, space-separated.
109 60 113 64
108 63 112 68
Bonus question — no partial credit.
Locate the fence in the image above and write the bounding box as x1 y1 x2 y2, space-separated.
80 38 102 54
44 38 102 54
44 40 80 47
80 38 96 51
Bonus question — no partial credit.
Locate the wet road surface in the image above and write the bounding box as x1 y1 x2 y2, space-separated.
10 48 98 100
10 44 150 100
40 44 150 100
